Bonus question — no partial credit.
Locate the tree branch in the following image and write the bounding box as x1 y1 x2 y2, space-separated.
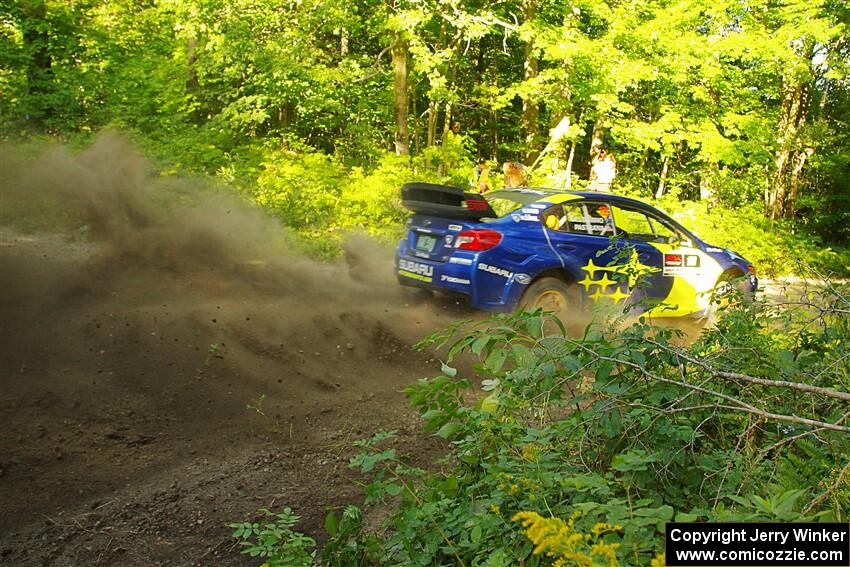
802 458 850 514
648 340 850 403
566 341 850 434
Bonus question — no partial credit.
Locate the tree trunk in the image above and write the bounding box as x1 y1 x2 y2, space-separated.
589 119 605 166
787 147 814 217
441 101 453 145
437 102 453 176
520 0 539 163
427 100 438 148
186 36 201 122
565 142 576 189
186 37 199 91
340 27 349 56
767 58 812 219
391 31 409 156
21 0 52 121
655 155 670 199
424 100 438 169
491 108 499 163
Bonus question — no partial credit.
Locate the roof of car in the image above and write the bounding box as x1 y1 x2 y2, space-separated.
490 188 660 210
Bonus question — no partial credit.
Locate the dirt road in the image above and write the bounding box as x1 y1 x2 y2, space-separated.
0 136 470 566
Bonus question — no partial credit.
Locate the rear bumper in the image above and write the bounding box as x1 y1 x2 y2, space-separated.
395 241 527 311
395 252 475 296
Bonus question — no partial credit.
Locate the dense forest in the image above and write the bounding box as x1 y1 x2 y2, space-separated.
2 0 849 274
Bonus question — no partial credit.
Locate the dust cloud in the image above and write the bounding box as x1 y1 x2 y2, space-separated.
0 132 462 357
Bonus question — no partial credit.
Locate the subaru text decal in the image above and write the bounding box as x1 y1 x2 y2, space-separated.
398 259 434 283
478 263 513 278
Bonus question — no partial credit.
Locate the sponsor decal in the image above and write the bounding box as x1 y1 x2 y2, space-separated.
665 254 683 266
398 259 434 277
705 247 723 253
514 273 532 285
579 250 661 303
511 214 521 222
444 235 454 245
399 271 432 283
519 214 539 222
440 275 471 285
521 208 539 214
413 251 430 259
529 203 548 209
448 224 463 231
663 253 701 276
448 257 473 265
478 263 513 279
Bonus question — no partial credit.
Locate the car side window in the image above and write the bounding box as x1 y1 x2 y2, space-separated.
610 205 678 243
543 202 615 236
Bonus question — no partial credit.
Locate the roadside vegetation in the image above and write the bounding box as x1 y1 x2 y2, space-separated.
233 286 850 566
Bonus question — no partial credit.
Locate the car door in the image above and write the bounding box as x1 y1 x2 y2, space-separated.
606 203 723 316
541 200 632 305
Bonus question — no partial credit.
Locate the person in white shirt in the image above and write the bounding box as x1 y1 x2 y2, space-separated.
589 148 617 192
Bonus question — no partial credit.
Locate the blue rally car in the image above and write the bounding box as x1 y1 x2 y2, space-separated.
395 183 758 319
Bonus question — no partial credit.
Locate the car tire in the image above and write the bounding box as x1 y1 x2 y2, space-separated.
703 270 750 325
519 277 577 322
712 270 752 301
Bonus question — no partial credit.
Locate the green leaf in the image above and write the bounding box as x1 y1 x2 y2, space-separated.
485 348 507 374
436 421 463 439
324 509 338 537
471 335 490 356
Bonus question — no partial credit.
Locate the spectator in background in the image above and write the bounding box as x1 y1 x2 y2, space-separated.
503 162 528 188
472 159 491 192
589 147 617 192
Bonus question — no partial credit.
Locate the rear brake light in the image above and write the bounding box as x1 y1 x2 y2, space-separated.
456 229 502 251
463 198 489 211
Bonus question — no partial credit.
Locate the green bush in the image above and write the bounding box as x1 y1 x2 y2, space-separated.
254 145 344 229
231 508 316 567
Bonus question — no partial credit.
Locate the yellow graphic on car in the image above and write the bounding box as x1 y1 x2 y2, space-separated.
578 250 661 303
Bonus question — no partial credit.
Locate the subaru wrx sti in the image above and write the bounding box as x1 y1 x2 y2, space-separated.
395 183 757 319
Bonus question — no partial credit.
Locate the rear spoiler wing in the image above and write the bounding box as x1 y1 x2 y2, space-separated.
400 183 495 220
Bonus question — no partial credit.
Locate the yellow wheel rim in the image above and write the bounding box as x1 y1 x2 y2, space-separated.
533 289 568 315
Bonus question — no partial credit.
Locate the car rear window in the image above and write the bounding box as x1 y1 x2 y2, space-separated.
483 190 549 218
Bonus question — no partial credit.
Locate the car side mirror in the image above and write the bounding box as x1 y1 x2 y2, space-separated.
667 235 693 248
